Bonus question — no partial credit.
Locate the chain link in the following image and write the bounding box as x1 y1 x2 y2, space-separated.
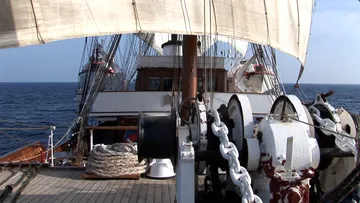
309 106 358 158
209 109 262 203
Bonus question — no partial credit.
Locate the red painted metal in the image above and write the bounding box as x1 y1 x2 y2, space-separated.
40 151 45 163
262 155 314 202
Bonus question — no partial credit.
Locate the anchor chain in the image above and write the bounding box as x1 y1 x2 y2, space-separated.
309 106 358 158
209 109 262 203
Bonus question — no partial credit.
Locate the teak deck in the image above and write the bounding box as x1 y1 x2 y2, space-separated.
0 168 177 203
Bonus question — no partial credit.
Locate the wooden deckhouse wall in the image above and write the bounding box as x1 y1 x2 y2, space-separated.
135 68 227 92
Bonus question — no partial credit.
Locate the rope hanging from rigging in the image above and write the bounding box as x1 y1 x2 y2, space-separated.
86 143 147 177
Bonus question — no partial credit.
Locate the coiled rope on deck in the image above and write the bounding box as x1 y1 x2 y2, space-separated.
86 143 147 177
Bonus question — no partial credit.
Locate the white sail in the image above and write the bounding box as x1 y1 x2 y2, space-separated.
0 0 313 64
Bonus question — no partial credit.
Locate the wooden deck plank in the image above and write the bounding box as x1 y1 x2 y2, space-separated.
26 171 72 203
65 177 94 203
15 170 51 202
80 173 140 180
52 172 87 203
41 173 77 202
27 171 72 203
145 181 155 203
121 180 136 203
4 170 24 186
169 181 176 203
19 170 62 203
154 181 162 203
0 170 15 186
87 180 109 203
2 168 179 203
3 170 27 203
137 181 149 203
18 170 55 195
112 179 129 203
103 179 123 203
77 180 104 203
0 170 11 182
96 179 116 203
17 170 52 194
161 181 171 203
35 171 74 203
61 178 87 203
129 180 141 203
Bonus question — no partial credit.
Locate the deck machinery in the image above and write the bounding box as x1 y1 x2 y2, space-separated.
138 89 360 203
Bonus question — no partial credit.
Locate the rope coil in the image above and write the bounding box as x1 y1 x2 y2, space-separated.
86 143 147 177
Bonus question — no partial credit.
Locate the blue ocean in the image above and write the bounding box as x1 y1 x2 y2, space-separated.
0 82 359 155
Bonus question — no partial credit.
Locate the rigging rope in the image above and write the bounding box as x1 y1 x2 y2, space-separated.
0 128 49 130
318 162 360 203
0 164 40 203
0 131 31 145
86 143 147 177
286 115 356 140
0 120 49 129
10 164 41 203
0 118 77 163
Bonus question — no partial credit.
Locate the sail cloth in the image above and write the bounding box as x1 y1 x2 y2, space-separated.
0 0 313 64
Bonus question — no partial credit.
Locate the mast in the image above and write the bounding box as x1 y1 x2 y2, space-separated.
181 35 197 121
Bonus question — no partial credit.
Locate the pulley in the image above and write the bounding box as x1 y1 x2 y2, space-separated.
312 97 359 193
309 92 341 170
138 111 177 161
227 94 259 171
202 94 259 200
270 95 319 168
270 95 315 138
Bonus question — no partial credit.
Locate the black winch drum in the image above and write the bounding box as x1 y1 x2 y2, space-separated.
138 111 177 161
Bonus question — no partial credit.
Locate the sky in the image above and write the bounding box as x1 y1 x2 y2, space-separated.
0 0 359 84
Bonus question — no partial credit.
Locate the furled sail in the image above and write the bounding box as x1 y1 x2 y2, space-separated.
0 0 314 64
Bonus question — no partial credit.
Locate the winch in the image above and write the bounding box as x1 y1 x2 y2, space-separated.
138 91 360 203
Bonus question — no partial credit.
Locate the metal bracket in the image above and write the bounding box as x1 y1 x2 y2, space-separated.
176 125 195 203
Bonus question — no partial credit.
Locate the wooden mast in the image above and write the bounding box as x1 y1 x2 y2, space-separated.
181 35 197 121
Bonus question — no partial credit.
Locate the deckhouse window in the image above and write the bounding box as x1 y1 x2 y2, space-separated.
148 77 161 90
163 77 173 91
207 77 217 91
197 78 203 91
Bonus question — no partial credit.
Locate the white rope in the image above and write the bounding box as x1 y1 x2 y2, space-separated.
86 143 147 177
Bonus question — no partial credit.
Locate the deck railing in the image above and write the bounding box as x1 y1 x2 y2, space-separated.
85 126 137 150
45 126 56 167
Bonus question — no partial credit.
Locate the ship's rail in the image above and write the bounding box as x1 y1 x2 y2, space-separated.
85 126 138 150
83 91 275 117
